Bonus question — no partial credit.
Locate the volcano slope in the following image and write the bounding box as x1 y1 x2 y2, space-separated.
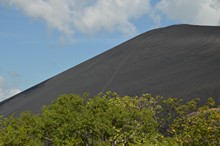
1 24 220 116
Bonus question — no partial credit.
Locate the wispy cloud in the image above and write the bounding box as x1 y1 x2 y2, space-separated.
156 0 220 25
1 0 220 40
0 76 21 102
0 0 157 38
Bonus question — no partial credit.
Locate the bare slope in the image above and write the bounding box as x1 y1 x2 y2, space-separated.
1 24 220 116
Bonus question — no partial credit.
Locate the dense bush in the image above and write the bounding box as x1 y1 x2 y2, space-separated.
168 98 220 145
0 92 219 145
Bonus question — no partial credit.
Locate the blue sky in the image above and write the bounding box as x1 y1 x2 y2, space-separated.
0 0 220 101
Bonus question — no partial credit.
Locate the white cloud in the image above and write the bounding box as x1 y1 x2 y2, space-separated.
156 0 220 26
0 76 21 102
210 0 220 9
1 0 220 40
0 76 4 87
74 0 154 35
0 0 156 37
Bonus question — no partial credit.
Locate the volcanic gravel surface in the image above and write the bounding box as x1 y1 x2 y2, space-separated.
1 24 220 116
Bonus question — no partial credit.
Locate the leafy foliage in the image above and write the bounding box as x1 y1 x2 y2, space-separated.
168 97 220 145
0 92 219 146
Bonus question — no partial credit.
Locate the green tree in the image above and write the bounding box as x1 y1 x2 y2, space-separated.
0 112 43 145
0 92 219 146
168 97 220 146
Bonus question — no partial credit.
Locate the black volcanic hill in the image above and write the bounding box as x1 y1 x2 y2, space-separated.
1 24 220 116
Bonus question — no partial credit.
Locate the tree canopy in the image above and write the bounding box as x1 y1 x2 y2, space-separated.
0 92 219 145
